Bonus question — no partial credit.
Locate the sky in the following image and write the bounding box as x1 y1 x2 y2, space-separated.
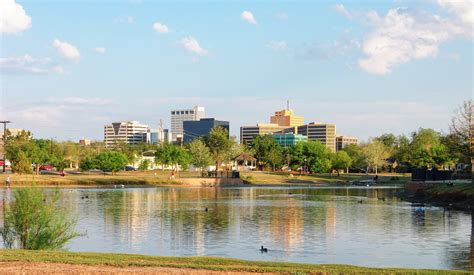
0 0 473 142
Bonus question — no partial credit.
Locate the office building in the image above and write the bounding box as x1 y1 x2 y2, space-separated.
240 123 289 145
271 133 308 147
104 121 149 147
183 118 229 143
170 106 205 141
297 122 337 152
336 135 358 151
148 128 172 144
270 109 304 127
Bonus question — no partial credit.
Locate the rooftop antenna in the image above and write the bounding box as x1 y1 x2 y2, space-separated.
286 100 290 110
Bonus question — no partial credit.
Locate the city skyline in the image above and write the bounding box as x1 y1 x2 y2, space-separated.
1 0 472 141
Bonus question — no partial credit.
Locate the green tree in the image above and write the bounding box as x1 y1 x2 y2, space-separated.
205 127 233 171
0 187 81 250
290 141 332 173
342 144 366 170
448 100 473 169
362 140 390 174
332 151 352 176
10 151 32 174
252 135 282 170
138 159 151 171
187 139 212 174
155 144 174 170
94 151 128 175
79 156 98 171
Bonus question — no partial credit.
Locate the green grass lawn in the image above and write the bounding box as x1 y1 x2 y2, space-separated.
240 171 411 185
0 250 467 274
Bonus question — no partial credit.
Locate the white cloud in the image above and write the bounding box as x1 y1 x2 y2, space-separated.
93 47 106 54
358 7 471 75
152 22 169 33
333 4 352 19
275 12 288 21
241 11 257 25
52 39 80 62
266 41 288 52
180 36 208 56
47 97 112 105
0 55 63 74
114 15 134 24
437 0 474 36
0 0 32 34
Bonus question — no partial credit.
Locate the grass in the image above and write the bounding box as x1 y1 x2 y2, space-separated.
0 249 468 274
425 182 474 196
0 170 411 188
240 171 411 185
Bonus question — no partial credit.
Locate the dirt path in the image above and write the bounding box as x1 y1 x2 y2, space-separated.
0 262 271 274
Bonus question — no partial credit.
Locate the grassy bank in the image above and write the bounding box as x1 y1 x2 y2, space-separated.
402 181 474 211
240 171 410 185
0 250 467 274
0 171 410 188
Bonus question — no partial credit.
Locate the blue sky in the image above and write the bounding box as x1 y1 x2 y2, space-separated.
0 0 473 141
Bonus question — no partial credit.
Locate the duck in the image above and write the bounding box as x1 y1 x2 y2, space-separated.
378 197 386 201
205 208 208 212
357 200 363 204
260 245 268 253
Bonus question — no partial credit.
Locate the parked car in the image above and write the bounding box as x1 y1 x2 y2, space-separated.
124 166 136 171
39 165 54 171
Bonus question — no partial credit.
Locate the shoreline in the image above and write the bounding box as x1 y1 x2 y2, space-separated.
0 249 466 274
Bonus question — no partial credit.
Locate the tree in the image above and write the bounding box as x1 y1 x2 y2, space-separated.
11 151 32 174
0 187 81 250
187 139 212 174
205 127 233 171
408 128 455 169
252 135 283 170
362 140 390 174
138 159 151 171
290 141 332 173
94 151 128 175
155 144 174 170
342 144 366 170
79 156 97 171
332 151 352 176
449 100 473 169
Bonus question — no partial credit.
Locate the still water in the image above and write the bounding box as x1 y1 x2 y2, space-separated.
2 186 473 270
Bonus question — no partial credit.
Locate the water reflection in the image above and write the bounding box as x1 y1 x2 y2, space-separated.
0 187 472 270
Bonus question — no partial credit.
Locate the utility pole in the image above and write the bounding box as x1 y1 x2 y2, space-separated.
0 120 11 173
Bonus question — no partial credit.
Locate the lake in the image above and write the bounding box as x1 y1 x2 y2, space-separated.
1 186 472 271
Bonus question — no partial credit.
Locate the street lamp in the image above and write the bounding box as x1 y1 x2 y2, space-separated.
0 120 12 173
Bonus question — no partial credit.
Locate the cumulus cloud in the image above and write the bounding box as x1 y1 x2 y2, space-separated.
0 0 32 34
152 22 169 33
93 47 106 54
358 4 473 75
180 36 208 56
0 55 63 74
333 4 352 19
52 39 80 62
241 11 257 25
266 41 288 52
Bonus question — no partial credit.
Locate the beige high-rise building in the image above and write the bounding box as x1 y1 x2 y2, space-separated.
104 121 149 147
336 135 358 151
297 122 337 152
270 109 304 127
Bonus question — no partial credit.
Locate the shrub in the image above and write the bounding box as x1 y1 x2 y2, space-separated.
0 187 81 250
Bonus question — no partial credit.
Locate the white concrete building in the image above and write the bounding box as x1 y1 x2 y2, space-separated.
170 106 205 141
104 121 149 147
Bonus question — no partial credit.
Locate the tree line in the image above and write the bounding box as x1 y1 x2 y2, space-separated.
3 100 471 175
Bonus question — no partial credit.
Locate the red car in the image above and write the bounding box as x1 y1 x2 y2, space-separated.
39 165 54 171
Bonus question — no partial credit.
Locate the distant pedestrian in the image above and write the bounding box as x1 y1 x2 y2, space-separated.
5 176 10 188
374 175 378 183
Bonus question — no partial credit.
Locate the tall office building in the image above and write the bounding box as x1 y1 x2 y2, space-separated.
240 123 289 145
297 122 337 152
170 106 205 141
183 118 229 143
271 133 308 147
336 135 358 151
104 121 149 147
270 109 304 127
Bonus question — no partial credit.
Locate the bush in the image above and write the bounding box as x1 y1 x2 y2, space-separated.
11 151 32 174
138 159 151 171
0 187 81 250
